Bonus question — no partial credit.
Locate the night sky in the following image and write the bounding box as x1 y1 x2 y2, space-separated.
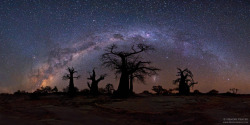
0 0 249 93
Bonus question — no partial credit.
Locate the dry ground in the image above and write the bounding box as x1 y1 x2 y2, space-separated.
0 94 249 125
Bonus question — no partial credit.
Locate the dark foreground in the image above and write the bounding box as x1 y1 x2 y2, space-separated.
0 94 249 125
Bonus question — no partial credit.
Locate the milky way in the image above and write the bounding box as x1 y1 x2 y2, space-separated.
0 0 249 93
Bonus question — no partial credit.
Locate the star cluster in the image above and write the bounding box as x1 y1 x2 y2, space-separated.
0 0 249 93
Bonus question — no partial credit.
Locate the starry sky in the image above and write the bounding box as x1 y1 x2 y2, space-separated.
0 0 249 93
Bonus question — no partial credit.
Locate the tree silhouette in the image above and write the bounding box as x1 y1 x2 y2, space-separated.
173 68 198 95
87 69 106 95
101 43 156 97
152 85 165 95
63 67 80 96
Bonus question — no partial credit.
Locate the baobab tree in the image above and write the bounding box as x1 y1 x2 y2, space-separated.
63 67 80 95
173 68 198 95
101 43 158 97
87 69 106 95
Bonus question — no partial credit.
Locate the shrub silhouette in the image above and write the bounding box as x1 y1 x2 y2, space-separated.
33 86 52 94
173 68 198 95
193 90 202 94
14 90 27 95
207 89 219 95
141 90 152 95
41 86 52 93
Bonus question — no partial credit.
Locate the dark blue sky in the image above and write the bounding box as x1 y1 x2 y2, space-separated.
0 0 249 93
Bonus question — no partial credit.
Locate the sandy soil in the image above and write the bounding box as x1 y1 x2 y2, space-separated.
0 94 249 125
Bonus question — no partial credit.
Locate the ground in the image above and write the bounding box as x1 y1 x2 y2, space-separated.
0 94 249 125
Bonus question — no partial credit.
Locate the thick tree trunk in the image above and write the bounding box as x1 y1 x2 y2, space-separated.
117 71 129 97
179 80 190 95
90 82 99 95
178 74 190 95
179 81 184 95
68 73 75 95
117 57 129 97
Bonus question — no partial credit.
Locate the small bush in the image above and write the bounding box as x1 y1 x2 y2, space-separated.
142 90 151 94
193 90 202 94
207 89 219 95
14 90 27 95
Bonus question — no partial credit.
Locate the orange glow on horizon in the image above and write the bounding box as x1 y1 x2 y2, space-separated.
40 75 54 87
